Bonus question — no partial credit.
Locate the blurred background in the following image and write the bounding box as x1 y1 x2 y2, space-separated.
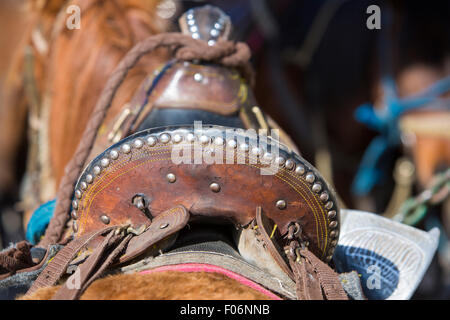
0 0 448 299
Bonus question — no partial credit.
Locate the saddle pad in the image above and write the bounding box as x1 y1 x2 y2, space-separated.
121 250 297 299
140 263 282 300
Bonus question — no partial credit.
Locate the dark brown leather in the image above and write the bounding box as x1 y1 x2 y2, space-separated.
27 206 189 298
119 205 189 263
85 61 300 166
255 207 294 279
289 256 323 300
70 126 340 263
52 229 118 300
145 63 244 116
298 247 348 300
52 231 133 300
27 226 117 295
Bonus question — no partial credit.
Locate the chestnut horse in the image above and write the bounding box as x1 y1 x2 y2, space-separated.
0 0 169 226
0 1 282 300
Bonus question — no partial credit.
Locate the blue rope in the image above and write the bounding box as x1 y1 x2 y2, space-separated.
352 75 450 196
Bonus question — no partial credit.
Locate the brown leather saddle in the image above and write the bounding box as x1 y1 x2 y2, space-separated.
24 5 347 300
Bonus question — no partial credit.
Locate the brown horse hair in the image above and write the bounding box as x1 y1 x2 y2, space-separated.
19 271 272 300
0 0 170 214
45 0 170 187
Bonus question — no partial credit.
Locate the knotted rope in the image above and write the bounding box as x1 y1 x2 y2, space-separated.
38 33 253 248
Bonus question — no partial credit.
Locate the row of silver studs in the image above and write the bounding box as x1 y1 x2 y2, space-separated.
72 129 340 259
207 19 225 46
185 10 199 39
184 9 226 46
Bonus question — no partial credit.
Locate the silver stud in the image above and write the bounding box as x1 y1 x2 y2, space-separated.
330 230 339 238
210 29 219 37
80 182 88 190
101 158 110 168
192 33 200 39
263 152 273 162
214 137 224 146
329 221 338 229
186 133 195 142
73 221 78 233
295 165 305 175
133 139 143 149
328 210 337 219
275 157 285 166
251 146 262 156
325 201 333 210
86 174 93 183
208 40 216 46
72 200 78 210
147 136 157 146
239 143 249 152
227 139 237 149
160 133 171 144
285 159 295 170
199 135 210 145
173 134 182 143
75 190 82 199
305 173 315 183
93 166 101 175
320 192 329 202
133 196 145 210
110 150 119 160
121 144 131 153
101 215 110 225
166 173 176 183
194 73 203 82
312 183 322 193
71 210 78 220
276 199 287 210
210 182 221 193
160 223 169 229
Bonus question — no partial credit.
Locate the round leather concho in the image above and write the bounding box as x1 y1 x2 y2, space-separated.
70 125 341 262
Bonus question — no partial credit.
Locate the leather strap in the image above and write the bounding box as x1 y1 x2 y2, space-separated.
27 226 117 295
52 231 133 300
255 207 347 300
298 247 348 300
27 205 189 299
255 207 294 279
289 256 323 300
119 205 190 263
53 205 189 299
